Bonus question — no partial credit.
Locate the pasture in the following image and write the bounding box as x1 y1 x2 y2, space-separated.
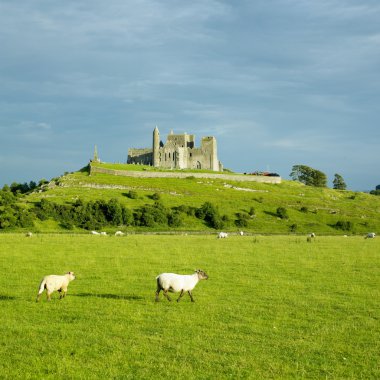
0 233 379 379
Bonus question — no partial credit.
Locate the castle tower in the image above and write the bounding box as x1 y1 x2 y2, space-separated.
93 145 100 163
201 136 219 171
153 126 160 167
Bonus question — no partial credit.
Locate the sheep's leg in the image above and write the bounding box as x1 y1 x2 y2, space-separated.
177 290 185 302
188 290 195 302
163 289 172 302
155 288 161 302
36 293 42 302
46 291 52 301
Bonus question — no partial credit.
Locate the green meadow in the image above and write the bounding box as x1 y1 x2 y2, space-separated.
0 233 379 379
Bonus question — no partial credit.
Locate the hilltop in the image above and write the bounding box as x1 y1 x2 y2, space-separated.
4 161 376 235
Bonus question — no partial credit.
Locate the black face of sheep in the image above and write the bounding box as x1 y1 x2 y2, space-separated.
195 269 209 280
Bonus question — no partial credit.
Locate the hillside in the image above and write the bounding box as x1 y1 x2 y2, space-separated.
5 161 376 235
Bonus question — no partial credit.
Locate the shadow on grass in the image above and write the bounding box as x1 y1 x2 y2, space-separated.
73 293 143 301
0 295 16 301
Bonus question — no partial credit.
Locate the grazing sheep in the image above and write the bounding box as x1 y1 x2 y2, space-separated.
307 232 316 242
155 269 208 303
239 231 244 236
91 231 100 235
115 231 125 236
25 232 33 237
100 231 107 236
36 272 76 302
218 232 228 239
365 232 376 239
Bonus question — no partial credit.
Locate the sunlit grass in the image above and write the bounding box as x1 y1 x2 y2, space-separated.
23 167 380 235
0 234 379 379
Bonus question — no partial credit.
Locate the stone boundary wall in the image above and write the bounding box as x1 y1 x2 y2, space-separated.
89 165 282 184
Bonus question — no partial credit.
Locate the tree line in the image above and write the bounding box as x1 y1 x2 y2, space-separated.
0 185 233 230
290 164 347 190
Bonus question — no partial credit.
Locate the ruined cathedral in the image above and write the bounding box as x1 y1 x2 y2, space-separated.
127 127 223 171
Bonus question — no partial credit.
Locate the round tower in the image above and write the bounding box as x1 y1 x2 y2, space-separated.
153 126 160 167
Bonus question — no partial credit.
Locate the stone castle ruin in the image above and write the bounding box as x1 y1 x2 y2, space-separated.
127 127 223 171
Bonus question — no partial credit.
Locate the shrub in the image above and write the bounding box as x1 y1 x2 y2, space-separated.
300 206 308 213
196 202 224 229
235 213 249 227
127 191 138 199
276 207 288 219
334 220 353 231
151 192 161 201
168 211 183 227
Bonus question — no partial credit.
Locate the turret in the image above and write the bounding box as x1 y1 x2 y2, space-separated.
93 145 100 163
153 126 160 167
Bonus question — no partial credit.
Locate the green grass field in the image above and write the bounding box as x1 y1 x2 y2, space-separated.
0 233 379 379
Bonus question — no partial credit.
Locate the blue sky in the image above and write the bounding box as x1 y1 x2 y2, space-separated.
1 0 379 190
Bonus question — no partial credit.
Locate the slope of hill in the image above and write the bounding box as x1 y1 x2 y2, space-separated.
14 163 380 234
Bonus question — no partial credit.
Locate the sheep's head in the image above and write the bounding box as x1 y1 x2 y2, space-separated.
195 269 208 280
67 272 76 281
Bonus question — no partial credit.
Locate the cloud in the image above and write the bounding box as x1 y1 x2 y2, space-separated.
0 1 379 190
5 121 53 142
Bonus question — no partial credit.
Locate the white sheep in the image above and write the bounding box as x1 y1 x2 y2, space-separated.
25 232 33 237
365 232 376 239
114 231 125 236
155 269 208 302
36 272 76 302
218 232 228 239
100 231 107 236
239 231 244 236
91 230 100 235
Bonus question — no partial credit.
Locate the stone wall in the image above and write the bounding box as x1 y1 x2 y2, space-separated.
89 165 282 184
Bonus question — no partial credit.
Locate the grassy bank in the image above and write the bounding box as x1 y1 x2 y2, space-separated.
20 164 380 235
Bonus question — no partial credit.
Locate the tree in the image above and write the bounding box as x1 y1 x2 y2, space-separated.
196 202 224 229
333 173 347 190
290 164 327 187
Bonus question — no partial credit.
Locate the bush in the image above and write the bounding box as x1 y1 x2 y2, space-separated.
168 211 183 227
127 191 138 199
135 202 168 227
235 212 249 227
151 193 160 201
196 202 224 229
276 207 288 219
300 206 308 213
334 220 353 231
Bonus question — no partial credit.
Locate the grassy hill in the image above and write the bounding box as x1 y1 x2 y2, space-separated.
16 162 380 235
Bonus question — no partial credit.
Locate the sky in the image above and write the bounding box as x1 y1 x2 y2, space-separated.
1 0 379 191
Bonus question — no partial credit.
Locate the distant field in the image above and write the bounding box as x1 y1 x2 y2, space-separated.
0 234 379 379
